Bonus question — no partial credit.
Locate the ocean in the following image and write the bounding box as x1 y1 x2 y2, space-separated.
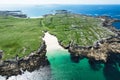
0 5 120 80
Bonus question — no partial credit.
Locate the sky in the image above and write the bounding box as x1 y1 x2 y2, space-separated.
0 0 120 5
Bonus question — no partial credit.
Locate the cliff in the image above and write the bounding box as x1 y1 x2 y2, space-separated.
68 16 120 63
69 35 120 63
0 41 50 79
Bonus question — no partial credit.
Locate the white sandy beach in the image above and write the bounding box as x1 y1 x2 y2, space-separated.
43 32 64 52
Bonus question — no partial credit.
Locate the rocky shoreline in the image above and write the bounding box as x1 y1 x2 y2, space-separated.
0 12 120 79
69 35 120 62
58 15 120 64
0 41 50 79
67 16 120 64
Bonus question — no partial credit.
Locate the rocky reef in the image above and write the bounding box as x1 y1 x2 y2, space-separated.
0 41 50 79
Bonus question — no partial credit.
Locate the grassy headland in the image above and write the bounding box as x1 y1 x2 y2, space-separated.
0 11 115 60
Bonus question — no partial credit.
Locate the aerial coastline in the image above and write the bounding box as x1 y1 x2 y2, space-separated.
0 10 120 79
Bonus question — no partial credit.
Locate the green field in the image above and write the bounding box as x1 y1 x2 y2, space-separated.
42 13 115 46
0 12 115 60
0 16 44 59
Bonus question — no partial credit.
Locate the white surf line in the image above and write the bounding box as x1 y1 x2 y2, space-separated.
0 66 51 80
43 32 65 52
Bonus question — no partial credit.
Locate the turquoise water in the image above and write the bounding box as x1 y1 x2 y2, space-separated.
46 50 105 80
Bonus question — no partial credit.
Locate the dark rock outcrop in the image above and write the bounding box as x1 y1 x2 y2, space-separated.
0 50 3 60
69 35 120 63
0 41 49 78
68 16 120 63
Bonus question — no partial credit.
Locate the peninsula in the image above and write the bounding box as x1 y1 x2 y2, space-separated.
0 10 120 78
41 10 120 64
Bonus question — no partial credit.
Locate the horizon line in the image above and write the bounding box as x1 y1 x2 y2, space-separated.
0 3 120 5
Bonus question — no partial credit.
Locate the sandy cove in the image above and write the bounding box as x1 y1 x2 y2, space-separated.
43 32 65 52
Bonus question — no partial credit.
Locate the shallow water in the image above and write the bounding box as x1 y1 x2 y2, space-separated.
46 50 105 80
44 33 120 80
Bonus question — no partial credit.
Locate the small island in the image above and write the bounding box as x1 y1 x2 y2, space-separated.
0 11 27 18
0 10 120 79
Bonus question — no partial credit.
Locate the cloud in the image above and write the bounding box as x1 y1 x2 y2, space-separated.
0 0 119 4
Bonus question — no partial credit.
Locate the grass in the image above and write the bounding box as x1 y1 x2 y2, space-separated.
41 13 115 46
0 12 115 60
0 16 44 60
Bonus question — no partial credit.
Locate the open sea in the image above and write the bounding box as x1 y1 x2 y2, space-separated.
0 5 120 80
